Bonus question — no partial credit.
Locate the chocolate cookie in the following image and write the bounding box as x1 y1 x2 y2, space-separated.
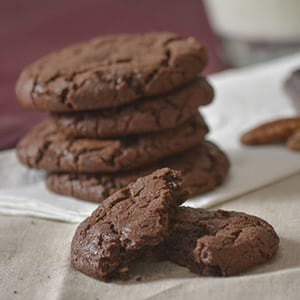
52 77 214 138
16 32 207 112
46 142 229 203
17 115 208 173
71 168 188 281
158 207 279 276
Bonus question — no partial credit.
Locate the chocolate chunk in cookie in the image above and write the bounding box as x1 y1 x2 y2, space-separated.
16 32 207 112
52 77 213 138
17 115 208 173
71 168 188 281
46 142 229 203
158 207 279 276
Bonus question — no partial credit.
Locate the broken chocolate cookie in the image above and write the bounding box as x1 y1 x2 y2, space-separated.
71 168 188 281
160 207 279 276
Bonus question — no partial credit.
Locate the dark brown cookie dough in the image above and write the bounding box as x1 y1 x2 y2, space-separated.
157 207 279 276
17 115 208 173
71 168 188 281
52 77 214 138
16 32 207 112
46 142 229 203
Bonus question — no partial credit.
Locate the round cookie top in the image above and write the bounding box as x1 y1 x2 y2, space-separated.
16 32 207 112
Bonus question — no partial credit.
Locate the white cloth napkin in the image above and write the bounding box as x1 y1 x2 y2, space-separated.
1 53 300 223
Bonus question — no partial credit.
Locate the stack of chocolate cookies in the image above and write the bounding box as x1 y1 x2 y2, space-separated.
16 32 229 203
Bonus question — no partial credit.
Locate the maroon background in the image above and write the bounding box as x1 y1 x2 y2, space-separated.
0 0 226 150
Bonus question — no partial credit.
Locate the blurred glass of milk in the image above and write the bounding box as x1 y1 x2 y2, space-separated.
203 0 300 66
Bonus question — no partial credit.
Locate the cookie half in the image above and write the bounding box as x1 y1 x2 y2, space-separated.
53 77 213 138
71 168 188 281
17 115 208 173
158 207 279 276
46 142 229 203
16 32 207 112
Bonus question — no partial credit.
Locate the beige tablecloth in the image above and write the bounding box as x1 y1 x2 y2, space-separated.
1 172 300 300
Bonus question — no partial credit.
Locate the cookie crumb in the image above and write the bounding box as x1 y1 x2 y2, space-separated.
135 275 143 281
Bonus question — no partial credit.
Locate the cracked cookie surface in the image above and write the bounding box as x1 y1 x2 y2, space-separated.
46 142 229 203
16 115 208 173
16 32 207 112
157 207 279 276
71 168 188 281
52 77 213 138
